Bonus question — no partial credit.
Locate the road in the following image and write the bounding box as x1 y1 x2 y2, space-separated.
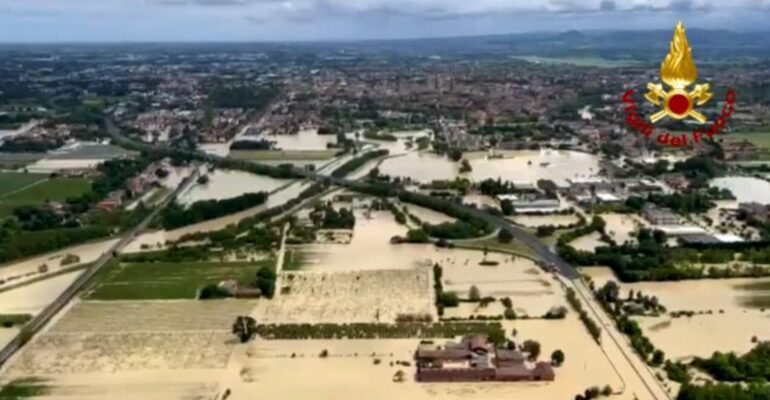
106 118 671 399
0 165 198 369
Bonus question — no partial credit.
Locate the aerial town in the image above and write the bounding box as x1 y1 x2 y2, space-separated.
0 24 769 400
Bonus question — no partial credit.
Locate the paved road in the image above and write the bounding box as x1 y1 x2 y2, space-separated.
0 165 198 369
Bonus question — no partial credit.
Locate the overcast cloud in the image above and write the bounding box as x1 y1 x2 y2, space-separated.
1 0 769 42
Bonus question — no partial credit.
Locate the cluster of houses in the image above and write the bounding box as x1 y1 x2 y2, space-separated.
96 159 170 211
414 335 555 382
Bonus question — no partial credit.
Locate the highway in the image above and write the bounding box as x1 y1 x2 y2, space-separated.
0 164 198 369
106 118 580 280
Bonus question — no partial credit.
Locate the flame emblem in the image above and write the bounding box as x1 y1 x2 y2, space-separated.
644 21 712 123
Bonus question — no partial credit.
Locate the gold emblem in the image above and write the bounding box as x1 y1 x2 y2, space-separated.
645 21 712 123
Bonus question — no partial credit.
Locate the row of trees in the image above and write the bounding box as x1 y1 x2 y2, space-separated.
254 321 507 343
161 192 268 229
330 149 389 178
566 288 601 342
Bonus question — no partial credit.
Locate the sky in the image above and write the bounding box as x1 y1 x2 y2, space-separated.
1 0 770 42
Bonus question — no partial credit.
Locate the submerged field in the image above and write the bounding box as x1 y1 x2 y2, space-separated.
582 266 770 360
84 260 273 300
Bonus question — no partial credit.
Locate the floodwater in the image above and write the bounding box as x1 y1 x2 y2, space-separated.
512 214 580 228
710 176 770 205
378 150 600 185
178 169 287 205
0 270 84 315
124 180 311 252
582 266 770 359
255 128 336 151
0 238 118 291
24 158 106 173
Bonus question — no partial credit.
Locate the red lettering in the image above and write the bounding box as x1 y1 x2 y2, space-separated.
657 132 670 145
622 90 636 104
692 130 703 144
726 89 736 104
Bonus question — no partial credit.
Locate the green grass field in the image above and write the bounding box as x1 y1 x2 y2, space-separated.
0 177 91 216
85 260 273 300
230 149 337 161
0 172 48 197
729 132 770 149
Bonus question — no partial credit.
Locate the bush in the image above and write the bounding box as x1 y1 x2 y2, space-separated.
522 340 541 361
497 228 514 243
255 266 277 298
551 349 565 366
503 308 517 320
198 284 230 300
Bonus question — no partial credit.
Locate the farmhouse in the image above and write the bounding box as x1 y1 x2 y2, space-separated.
414 335 555 383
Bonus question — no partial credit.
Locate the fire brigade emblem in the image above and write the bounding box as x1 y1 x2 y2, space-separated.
644 21 712 123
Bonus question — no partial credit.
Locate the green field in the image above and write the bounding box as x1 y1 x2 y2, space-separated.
0 177 91 216
230 149 337 161
0 172 48 196
85 260 273 300
729 132 770 149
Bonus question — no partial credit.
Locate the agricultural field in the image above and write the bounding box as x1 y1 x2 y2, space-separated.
0 172 48 197
583 266 770 360
0 177 91 216
4 300 255 399
84 260 273 300
254 268 434 323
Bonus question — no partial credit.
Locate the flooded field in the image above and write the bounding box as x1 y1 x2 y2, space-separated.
378 150 600 185
125 181 311 252
440 253 566 317
402 204 456 225
254 268 434 323
512 214 580 228
582 266 770 359
3 300 255 400
602 213 646 246
254 128 336 151
710 176 770 204
178 169 287 205
569 232 605 252
24 158 105 173
226 314 625 400
0 270 83 315
0 238 118 291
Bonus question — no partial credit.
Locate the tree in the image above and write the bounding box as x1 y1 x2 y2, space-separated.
504 308 517 320
448 148 463 162
255 266 277 298
500 199 514 216
498 228 514 243
551 349 565 366
469 285 481 301
522 340 541 361
232 315 257 343
459 159 472 173
651 349 665 366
